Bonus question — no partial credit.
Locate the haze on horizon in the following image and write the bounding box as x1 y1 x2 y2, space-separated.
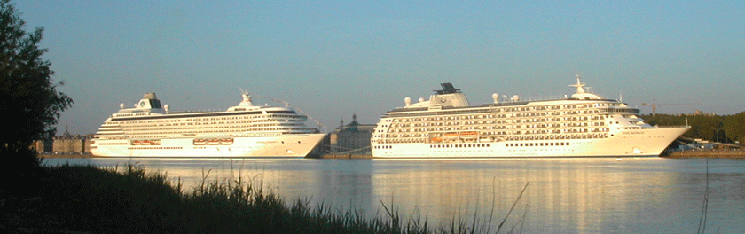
15 1 744 135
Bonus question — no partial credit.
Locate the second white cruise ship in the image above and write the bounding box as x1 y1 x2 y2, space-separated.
372 76 689 158
91 92 325 157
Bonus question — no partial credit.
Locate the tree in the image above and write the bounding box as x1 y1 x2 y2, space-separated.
724 112 745 144
642 113 729 143
0 0 73 169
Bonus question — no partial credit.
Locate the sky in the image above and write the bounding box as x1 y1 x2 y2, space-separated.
14 0 745 135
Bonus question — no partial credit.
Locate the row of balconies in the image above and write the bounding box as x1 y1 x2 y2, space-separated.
390 114 609 126
387 121 608 132
374 132 612 145
381 127 611 139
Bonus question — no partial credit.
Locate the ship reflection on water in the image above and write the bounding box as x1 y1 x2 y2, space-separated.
46 157 745 233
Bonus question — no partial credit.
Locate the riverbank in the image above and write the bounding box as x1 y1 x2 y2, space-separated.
39 153 93 158
38 152 745 159
38 153 376 159
3 165 448 233
315 153 373 159
663 150 745 159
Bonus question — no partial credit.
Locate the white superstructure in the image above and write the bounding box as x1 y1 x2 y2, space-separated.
372 76 689 158
91 92 325 157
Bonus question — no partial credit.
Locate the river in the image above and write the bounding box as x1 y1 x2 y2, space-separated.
43 157 745 233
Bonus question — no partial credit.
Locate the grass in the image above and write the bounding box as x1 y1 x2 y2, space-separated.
1 164 527 233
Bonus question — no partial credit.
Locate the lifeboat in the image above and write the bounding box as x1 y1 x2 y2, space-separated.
193 139 206 145
132 140 141 145
221 138 234 144
460 131 479 139
430 137 443 142
208 139 220 144
444 132 459 138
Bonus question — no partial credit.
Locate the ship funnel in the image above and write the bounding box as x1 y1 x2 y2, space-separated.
135 93 163 109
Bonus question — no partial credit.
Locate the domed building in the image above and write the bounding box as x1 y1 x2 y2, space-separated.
329 114 376 154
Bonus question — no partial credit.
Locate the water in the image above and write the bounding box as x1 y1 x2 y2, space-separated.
44 157 745 233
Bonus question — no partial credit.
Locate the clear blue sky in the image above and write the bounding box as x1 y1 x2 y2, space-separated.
15 0 745 135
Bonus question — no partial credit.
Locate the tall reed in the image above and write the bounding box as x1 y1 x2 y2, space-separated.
2 164 527 233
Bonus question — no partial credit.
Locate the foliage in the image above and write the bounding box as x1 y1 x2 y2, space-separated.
2 165 186 233
723 112 745 144
0 0 72 165
641 113 744 144
1 165 524 233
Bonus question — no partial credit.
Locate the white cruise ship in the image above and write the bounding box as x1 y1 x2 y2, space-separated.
91 92 325 157
372 76 689 158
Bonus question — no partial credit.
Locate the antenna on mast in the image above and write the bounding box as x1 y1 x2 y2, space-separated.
569 74 586 94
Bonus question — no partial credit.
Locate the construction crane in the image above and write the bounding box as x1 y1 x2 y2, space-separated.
641 99 699 116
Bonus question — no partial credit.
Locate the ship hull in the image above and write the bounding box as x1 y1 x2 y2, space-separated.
372 127 687 158
91 134 326 158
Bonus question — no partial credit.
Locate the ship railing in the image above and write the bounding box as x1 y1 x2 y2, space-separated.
598 108 640 114
653 125 690 128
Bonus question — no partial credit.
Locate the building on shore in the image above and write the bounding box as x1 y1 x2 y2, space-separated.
48 133 92 154
678 110 716 117
33 138 53 153
326 114 376 154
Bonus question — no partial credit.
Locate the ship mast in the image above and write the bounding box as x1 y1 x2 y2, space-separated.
569 74 586 94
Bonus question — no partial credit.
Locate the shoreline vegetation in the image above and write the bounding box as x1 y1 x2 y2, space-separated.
2 164 526 234
7 153 731 233
663 150 745 159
